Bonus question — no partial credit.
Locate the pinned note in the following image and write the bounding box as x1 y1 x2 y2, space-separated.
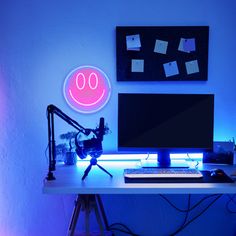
178 38 189 53
131 59 144 72
185 60 199 75
154 39 168 54
183 38 195 52
178 38 196 53
126 34 141 51
163 61 179 77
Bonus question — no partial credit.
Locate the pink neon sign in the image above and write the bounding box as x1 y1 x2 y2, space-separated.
63 66 111 113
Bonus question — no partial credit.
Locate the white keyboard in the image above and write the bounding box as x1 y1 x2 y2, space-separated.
124 168 203 178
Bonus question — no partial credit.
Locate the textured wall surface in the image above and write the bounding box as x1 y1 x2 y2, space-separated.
0 0 236 235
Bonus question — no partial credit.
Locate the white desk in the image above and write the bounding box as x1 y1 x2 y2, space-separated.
43 160 236 195
43 160 236 236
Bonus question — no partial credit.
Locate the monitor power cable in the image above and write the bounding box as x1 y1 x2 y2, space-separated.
225 194 236 214
159 194 222 236
159 194 220 212
145 152 150 160
169 194 222 236
108 222 139 236
187 153 199 169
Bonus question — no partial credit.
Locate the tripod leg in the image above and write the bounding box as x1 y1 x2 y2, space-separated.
96 163 113 178
68 195 81 236
82 164 93 180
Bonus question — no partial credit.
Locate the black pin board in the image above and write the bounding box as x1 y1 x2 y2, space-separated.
116 26 209 81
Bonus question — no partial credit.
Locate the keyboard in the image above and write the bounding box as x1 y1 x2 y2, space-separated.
124 168 203 179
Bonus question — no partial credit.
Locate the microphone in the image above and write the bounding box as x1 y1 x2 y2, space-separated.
75 117 106 160
98 117 105 141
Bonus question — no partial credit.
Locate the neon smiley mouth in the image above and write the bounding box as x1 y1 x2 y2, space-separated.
69 89 105 107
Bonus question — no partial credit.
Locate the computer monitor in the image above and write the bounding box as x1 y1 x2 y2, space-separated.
118 93 214 167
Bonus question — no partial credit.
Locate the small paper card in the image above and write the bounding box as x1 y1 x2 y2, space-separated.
185 60 199 75
183 38 196 52
126 34 141 51
154 39 168 54
178 38 196 53
163 61 179 77
131 59 144 72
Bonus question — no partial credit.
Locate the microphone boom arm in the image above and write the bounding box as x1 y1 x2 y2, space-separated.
46 104 91 180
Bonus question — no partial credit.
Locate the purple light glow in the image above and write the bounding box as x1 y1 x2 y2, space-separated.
0 72 7 122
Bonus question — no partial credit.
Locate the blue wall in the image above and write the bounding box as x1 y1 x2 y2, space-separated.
0 0 236 235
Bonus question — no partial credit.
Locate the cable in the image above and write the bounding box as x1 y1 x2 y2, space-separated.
187 153 199 169
170 194 222 236
159 194 220 212
109 223 133 233
45 143 49 163
108 194 225 236
108 222 139 236
145 152 150 160
169 194 191 236
109 227 139 236
182 195 191 226
226 194 236 213
169 194 192 236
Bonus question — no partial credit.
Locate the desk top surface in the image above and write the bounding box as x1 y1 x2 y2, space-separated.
43 160 236 195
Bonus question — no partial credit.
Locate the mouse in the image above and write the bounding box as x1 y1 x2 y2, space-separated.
210 169 226 178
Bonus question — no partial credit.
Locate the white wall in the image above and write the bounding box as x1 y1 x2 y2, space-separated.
0 0 236 235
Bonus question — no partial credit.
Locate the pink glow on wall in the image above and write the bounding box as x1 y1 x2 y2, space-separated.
0 71 7 123
0 71 10 236
63 66 111 113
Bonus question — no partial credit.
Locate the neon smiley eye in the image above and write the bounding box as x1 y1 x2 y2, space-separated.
76 73 86 90
88 72 98 90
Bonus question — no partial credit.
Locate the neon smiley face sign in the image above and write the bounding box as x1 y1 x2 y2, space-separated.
63 66 111 113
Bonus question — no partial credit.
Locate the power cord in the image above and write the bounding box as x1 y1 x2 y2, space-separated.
159 194 220 212
187 153 199 169
107 194 222 236
107 194 224 236
168 194 192 236
108 222 139 236
44 143 49 164
145 152 150 160
225 194 236 213
169 194 191 236
159 194 222 235
180 194 191 226
169 194 222 236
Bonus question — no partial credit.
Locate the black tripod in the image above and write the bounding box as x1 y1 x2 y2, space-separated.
82 157 113 180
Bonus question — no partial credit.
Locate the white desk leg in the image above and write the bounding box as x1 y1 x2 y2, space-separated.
85 200 90 236
67 194 110 236
96 194 110 232
93 199 105 235
67 195 81 236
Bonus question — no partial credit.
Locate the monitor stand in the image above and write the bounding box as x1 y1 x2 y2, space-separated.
141 150 189 168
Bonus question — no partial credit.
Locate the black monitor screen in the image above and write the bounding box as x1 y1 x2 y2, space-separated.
118 93 214 163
